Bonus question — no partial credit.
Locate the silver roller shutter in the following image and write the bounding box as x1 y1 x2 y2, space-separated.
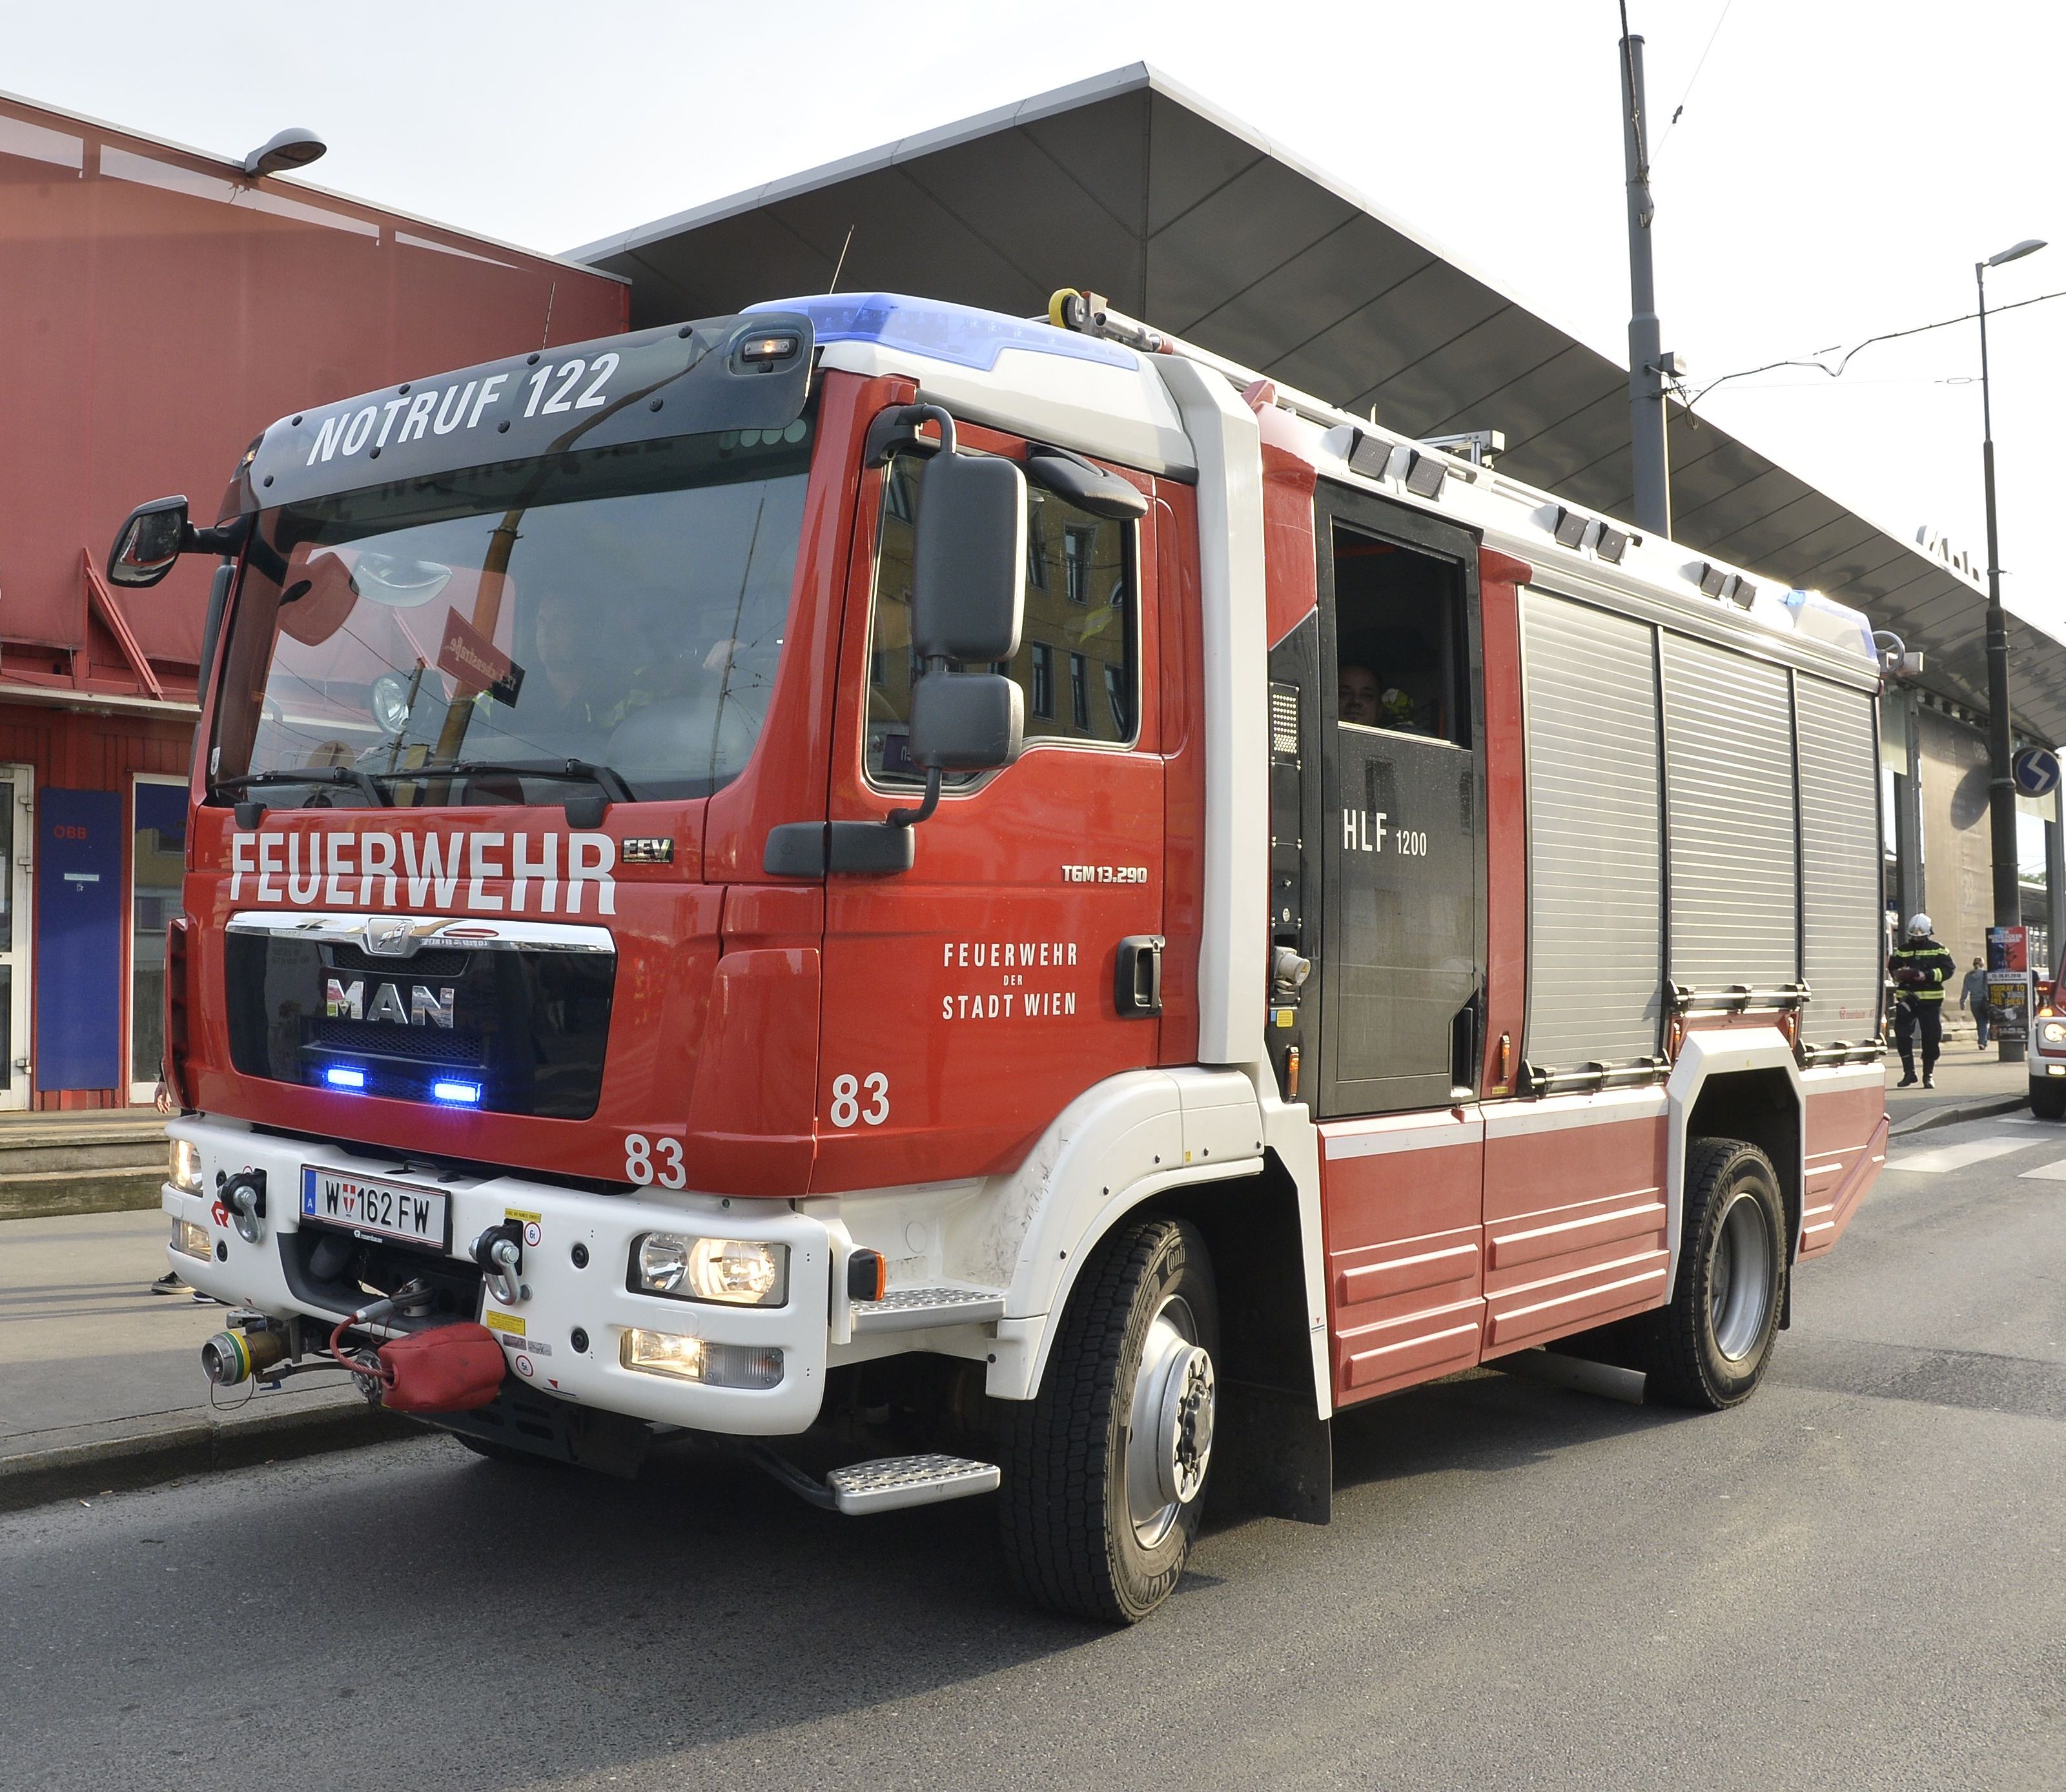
1661 634 1799 990
1520 590 1662 1071
1795 676 1883 1043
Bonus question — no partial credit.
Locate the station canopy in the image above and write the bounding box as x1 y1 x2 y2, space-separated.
571 64 2066 748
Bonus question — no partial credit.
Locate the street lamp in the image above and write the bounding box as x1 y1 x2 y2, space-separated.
1978 236 2045 1054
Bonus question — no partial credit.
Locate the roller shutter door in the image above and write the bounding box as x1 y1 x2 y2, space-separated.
1661 635 1798 990
1795 676 1883 1043
1520 591 1662 1072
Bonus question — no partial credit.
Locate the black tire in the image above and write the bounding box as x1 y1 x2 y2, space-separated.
1644 1137 1787 1410
997 1216 1220 1624
2030 1080 2066 1121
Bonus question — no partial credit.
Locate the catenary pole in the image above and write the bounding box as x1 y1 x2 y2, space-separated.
1619 19 1670 536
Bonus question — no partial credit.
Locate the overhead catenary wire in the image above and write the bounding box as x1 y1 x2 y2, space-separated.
1649 0 1737 168
1684 286 2066 412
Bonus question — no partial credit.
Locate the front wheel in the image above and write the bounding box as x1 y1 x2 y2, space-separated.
997 1216 1219 1624
2030 1079 2066 1121
1646 1137 1787 1410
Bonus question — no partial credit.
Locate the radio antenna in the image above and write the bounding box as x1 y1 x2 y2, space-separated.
828 225 856 294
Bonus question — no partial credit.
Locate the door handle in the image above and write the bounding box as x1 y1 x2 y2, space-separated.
1115 935 1164 1018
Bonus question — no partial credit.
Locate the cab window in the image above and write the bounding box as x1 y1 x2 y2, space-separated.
866 450 1137 783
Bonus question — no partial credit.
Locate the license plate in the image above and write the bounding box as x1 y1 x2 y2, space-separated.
300 1166 449 1252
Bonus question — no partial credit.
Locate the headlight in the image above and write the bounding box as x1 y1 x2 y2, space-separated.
632 1232 788 1307
169 1139 204 1196
2043 1021 2066 1047
172 1217 210 1260
620 1329 783 1389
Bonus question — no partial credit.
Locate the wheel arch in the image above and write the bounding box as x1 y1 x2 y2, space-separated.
1666 1029 1805 1292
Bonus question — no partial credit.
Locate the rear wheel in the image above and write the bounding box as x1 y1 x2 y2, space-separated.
1646 1137 1787 1410
997 1216 1218 1624
2030 1079 2066 1121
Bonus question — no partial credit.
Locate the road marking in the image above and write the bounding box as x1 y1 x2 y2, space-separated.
2018 1156 2066 1181
1883 1137 2042 1174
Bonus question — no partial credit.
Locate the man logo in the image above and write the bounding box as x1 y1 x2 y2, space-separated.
325 977 456 1028
363 917 417 957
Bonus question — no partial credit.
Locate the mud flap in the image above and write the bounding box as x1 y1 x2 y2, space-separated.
1210 1378 1332 1525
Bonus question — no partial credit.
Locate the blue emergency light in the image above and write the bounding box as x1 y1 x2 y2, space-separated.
323 1065 367 1090
431 1078 483 1106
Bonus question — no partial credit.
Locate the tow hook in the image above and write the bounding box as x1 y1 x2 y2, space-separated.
471 1221 529 1305
223 1170 267 1245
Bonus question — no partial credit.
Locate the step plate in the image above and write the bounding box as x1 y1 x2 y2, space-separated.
850 1287 1006 1333
827 1452 1001 1515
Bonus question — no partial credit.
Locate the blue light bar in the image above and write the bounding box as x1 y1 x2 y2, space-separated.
323 1065 367 1090
745 293 1139 374
431 1079 483 1106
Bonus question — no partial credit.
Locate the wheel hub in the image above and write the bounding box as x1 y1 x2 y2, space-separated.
1709 1186 1775 1362
1125 1296 1216 1548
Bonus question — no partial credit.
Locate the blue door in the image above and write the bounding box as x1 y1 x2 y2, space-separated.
37 789 123 1092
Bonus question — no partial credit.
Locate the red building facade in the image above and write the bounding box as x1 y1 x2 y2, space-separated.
0 93 627 1106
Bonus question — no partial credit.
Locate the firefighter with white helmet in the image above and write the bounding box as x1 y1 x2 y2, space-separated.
1888 912 1956 1088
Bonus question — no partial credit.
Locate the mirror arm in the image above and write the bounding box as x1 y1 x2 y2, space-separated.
886 766 942 830
187 516 252 557
863 402 957 469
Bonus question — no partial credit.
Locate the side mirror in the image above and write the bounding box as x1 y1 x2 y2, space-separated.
108 495 191 588
910 451 1026 662
910 672 1023 770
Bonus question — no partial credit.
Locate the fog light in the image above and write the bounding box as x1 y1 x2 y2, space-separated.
172 1217 210 1260
633 1232 788 1307
620 1329 783 1389
169 1138 204 1196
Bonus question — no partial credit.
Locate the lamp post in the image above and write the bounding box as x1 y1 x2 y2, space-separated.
1979 237 2045 1055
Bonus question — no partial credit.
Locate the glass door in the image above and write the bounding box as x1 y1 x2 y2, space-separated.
0 769 31 1110
129 777 189 1103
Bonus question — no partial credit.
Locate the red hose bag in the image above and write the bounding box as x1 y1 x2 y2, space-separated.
378 1323 508 1412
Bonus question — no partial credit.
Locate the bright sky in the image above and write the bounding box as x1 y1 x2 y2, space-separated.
12 1 2063 634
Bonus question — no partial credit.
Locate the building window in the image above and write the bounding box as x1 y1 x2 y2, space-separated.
1105 664 1128 736
864 447 1140 781
131 779 188 1098
1064 525 1094 604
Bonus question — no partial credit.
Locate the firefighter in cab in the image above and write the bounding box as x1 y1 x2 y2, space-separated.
1888 913 1956 1088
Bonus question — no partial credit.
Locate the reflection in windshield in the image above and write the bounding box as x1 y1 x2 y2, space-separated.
212 423 813 806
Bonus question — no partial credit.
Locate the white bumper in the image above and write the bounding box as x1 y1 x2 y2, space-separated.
162 1117 830 1436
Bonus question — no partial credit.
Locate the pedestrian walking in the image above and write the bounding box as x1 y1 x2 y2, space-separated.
1889 913 1956 1088
1959 957 1991 1048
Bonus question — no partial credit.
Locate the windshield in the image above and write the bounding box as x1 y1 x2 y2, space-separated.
210 420 813 808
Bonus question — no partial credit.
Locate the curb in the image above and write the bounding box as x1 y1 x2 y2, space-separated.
1887 1092 2030 1140
0 1397 421 1514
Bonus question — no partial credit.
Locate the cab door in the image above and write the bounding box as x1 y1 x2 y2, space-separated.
1307 482 1490 1404
812 416 1167 1200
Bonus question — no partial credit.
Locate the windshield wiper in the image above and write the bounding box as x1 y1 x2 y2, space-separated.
371 758 640 802
214 767 392 808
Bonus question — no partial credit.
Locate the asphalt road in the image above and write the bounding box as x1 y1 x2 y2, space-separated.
3 1115 2063 1792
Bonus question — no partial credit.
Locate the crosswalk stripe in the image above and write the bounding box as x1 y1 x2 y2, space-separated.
2017 1156 2066 1181
1884 1137 2041 1174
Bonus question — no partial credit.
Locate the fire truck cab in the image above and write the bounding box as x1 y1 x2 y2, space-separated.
116 290 1889 1623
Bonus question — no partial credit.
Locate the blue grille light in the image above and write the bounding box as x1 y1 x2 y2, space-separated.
431 1078 483 1106
323 1064 368 1090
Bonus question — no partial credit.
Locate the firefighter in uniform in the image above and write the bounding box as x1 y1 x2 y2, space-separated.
1888 913 1956 1088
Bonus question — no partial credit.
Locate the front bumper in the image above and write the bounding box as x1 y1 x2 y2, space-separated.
162 1117 830 1436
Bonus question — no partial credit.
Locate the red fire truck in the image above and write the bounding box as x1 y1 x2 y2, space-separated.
112 289 1888 1623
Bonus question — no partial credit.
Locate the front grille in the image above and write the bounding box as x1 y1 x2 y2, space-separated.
227 930 613 1119
326 944 472 979
311 1018 487 1064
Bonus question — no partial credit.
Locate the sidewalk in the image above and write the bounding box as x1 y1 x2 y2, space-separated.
1883 1043 2030 1136
0 1208 411 1511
